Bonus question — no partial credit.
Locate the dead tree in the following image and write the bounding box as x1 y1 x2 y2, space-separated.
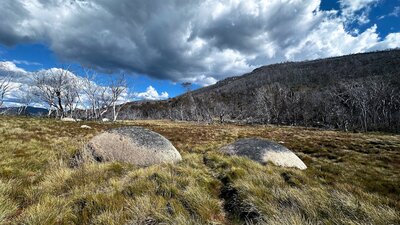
48 67 72 118
0 75 12 108
82 72 128 121
63 79 80 118
97 86 113 119
18 90 33 115
31 71 57 117
31 67 75 118
109 75 128 121
82 69 100 119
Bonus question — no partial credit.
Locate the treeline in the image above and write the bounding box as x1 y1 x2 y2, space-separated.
252 76 400 131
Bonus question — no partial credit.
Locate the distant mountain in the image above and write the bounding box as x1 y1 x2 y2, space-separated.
116 49 400 132
0 106 48 116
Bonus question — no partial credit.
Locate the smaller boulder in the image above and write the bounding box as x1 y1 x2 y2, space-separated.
61 117 76 122
102 118 110 122
80 125 91 129
219 138 307 170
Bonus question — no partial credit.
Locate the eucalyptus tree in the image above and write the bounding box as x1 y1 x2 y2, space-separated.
82 70 128 121
31 71 57 116
0 75 12 108
31 66 78 118
109 75 128 121
82 69 100 119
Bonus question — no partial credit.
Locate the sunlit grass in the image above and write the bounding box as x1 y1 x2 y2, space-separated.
0 116 399 224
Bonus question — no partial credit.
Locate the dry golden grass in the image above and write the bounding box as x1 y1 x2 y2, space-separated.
0 116 399 224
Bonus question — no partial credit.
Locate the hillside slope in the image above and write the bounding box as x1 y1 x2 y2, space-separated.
117 50 400 132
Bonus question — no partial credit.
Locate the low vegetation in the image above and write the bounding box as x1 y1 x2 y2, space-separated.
0 116 399 224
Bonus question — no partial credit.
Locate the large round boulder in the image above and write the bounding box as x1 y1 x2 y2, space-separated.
84 127 182 166
219 138 307 170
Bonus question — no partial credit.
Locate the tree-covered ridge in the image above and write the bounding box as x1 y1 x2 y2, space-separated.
118 50 400 132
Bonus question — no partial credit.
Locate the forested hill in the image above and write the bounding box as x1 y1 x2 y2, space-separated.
116 49 400 132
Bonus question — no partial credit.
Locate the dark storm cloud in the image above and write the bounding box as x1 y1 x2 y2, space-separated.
0 0 399 84
0 1 33 45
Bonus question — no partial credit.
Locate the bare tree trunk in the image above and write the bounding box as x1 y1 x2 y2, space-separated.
56 92 64 118
17 106 24 115
180 107 184 121
47 108 53 117
113 102 117 122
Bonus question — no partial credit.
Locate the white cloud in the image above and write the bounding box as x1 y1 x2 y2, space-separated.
339 0 379 14
0 61 27 74
133 86 169 101
11 60 42 66
369 33 400 51
285 22 384 60
339 0 380 24
389 6 400 17
181 75 218 87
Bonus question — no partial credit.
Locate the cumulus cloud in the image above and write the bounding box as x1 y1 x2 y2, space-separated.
133 86 169 101
181 75 218 87
0 0 399 84
339 0 379 14
339 0 380 23
0 61 27 76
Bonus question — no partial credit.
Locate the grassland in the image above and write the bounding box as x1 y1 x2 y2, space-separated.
0 116 399 224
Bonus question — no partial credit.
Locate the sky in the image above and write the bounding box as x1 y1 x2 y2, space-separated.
0 0 399 106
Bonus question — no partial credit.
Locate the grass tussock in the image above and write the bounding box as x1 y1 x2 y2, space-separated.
0 116 399 224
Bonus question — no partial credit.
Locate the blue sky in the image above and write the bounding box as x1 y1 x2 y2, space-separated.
0 43 187 98
320 0 400 37
0 0 399 103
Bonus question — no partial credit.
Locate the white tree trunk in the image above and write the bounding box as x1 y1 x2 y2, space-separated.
113 102 117 122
